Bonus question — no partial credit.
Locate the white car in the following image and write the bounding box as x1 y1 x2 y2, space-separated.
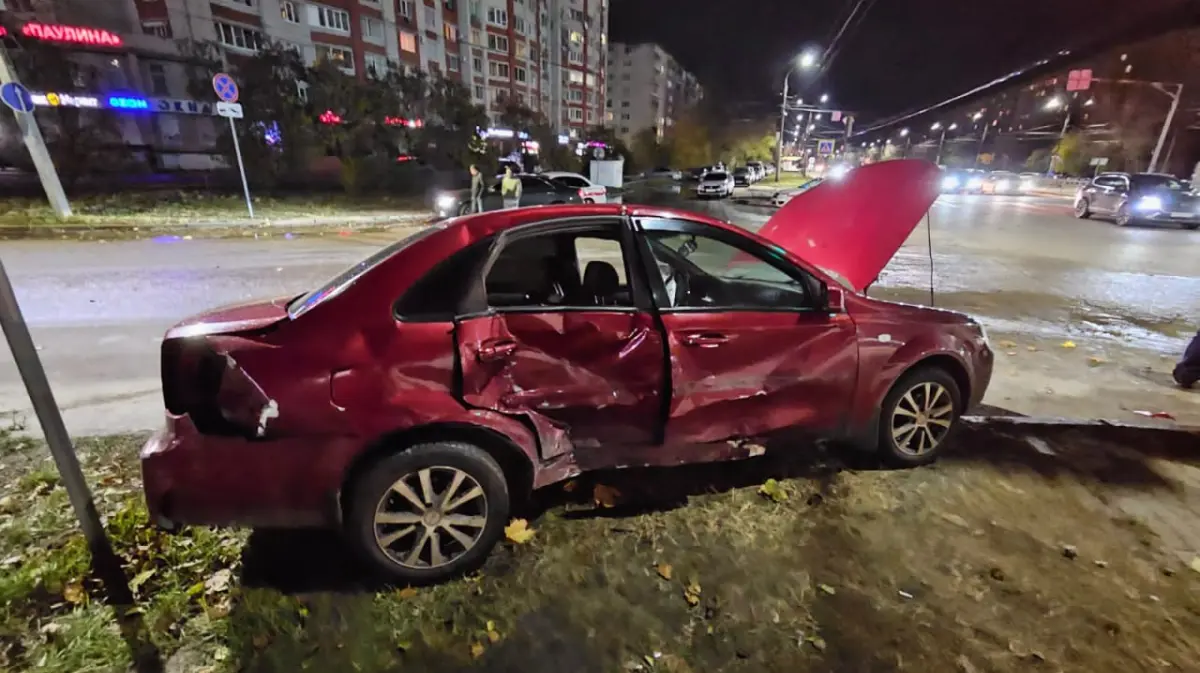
696 171 735 198
541 171 608 203
645 167 683 181
770 178 823 207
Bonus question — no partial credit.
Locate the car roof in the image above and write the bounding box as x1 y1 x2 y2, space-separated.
444 203 739 242
541 171 588 180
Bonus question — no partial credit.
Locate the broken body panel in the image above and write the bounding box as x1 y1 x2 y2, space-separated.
142 170 992 529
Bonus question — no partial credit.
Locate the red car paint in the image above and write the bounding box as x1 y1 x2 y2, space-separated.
142 162 993 529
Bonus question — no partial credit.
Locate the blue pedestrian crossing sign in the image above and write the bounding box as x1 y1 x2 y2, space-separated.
0 82 35 113
212 73 239 103
817 139 836 156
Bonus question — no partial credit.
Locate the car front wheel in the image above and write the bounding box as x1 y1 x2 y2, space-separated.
346 441 510 584
1115 204 1134 227
877 367 962 467
1074 198 1091 219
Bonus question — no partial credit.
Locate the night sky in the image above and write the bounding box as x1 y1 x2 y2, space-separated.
609 0 1197 121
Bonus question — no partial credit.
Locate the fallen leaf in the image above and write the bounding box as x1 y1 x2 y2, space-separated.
1087 356 1105 367
397 586 419 599
758 478 788 503
470 642 486 658
818 583 837 595
684 579 702 607
593 484 621 508
656 563 674 580
1061 340 1077 349
561 480 578 493
1026 345 1038 352
1005 351 1017 356
504 518 536 544
807 635 827 651
998 340 1017 349
205 568 233 594
129 569 156 593
63 582 85 604
486 620 502 643
1189 557 1200 574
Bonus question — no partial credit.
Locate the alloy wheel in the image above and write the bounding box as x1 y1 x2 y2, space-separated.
889 382 955 456
373 466 488 569
1116 205 1132 226
1074 199 1088 217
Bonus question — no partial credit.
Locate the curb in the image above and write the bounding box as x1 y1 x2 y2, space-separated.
962 414 1200 434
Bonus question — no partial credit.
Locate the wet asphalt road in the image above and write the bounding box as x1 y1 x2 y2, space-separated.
0 193 1197 436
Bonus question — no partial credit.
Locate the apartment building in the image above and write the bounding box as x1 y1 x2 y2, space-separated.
605 42 702 143
0 0 608 166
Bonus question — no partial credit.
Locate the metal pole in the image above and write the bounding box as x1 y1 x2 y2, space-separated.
1148 84 1181 173
228 117 254 218
935 128 946 164
0 46 71 218
974 123 989 168
775 73 789 183
0 258 107 549
1059 109 1071 138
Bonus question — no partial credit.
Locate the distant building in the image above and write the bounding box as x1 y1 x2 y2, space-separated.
605 42 702 144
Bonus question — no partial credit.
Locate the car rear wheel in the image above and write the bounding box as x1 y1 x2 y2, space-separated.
1183 222 1198 231
1074 198 1091 219
877 367 962 467
346 441 510 584
1115 204 1133 227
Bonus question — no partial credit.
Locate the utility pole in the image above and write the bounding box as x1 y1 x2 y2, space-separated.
1148 83 1182 173
0 45 71 218
974 122 989 169
775 76 789 183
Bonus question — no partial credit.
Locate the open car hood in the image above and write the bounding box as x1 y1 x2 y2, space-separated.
756 159 941 292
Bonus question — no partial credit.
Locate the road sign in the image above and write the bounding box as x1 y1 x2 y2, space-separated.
817 139 836 156
1066 69 1093 92
831 110 842 123
212 72 239 103
1089 157 1108 167
216 101 244 119
0 82 34 113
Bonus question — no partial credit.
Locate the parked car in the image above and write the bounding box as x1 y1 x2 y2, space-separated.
686 167 709 181
1074 172 1200 229
771 178 823 207
696 170 736 198
1017 173 1040 193
140 160 993 584
645 167 683 181
541 171 608 203
733 167 753 187
980 171 1018 195
433 174 582 218
746 161 766 181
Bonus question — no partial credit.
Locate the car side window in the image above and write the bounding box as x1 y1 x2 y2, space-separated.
555 176 588 188
484 222 634 310
520 176 549 191
639 221 813 311
395 237 494 321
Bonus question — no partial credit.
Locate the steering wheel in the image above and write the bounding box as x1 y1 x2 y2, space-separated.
665 268 693 307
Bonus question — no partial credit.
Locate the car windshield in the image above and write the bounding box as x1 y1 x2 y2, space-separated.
286 226 443 319
1133 175 1186 191
706 172 728 180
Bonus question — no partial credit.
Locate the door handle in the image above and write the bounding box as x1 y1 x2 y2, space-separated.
477 339 518 362
681 333 730 348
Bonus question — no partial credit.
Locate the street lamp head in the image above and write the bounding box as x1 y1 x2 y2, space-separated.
1084 97 1095 106
820 94 829 103
972 111 983 121
949 123 957 130
798 51 818 69
931 122 941 130
1045 96 1063 110
899 128 909 137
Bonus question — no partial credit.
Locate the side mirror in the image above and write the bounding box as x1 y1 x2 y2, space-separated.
825 285 846 313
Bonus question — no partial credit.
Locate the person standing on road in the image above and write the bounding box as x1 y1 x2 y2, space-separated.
468 164 485 213
1174 328 1200 389
501 167 522 209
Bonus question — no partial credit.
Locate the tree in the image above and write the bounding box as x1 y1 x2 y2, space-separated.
1051 132 1091 175
630 127 665 172
416 76 489 170
1025 148 1052 172
665 114 712 168
2 29 129 187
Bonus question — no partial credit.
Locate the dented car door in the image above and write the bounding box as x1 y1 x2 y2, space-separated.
454 217 666 461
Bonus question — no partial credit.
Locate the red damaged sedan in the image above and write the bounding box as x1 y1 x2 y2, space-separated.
142 160 993 583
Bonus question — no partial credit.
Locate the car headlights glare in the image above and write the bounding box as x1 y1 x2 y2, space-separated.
995 180 1010 191
1135 195 1163 211
967 178 983 188
435 194 457 210
941 176 960 189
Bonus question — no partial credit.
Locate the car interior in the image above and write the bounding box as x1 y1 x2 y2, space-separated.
484 230 632 309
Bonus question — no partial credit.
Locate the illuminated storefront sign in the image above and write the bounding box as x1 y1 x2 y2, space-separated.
31 92 101 109
383 116 423 128
153 98 215 116
0 23 124 47
108 96 149 110
30 92 213 114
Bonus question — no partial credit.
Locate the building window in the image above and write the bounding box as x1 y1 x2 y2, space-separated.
489 61 510 78
568 49 582 64
514 17 526 34
569 108 583 122
568 70 584 84
360 0 381 6
487 7 508 27
444 23 458 41
148 63 170 96
309 4 351 33
568 89 583 102
398 0 414 19
223 0 255 7
214 21 264 52
141 21 171 39
472 56 483 70
474 84 484 99
280 0 299 23
569 30 581 43
585 73 596 87
515 41 527 59
399 31 417 52
362 16 385 42
365 52 389 78
487 34 508 52
514 66 527 83
316 44 355 73
426 11 437 28
446 54 460 71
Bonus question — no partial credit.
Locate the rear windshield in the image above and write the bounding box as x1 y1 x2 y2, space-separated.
706 172 728 180
287 226 442 319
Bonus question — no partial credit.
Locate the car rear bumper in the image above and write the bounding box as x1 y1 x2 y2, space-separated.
141 414 359 530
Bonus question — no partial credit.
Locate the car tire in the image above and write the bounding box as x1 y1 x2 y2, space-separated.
1074 198 1091 219
1115 204 1133 227
345 441 510 585
876 367 963 468
457 203 472 216
1182 222 1198 231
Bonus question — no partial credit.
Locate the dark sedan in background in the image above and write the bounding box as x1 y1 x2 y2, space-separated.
434 174 583 218
1075 172 1200 229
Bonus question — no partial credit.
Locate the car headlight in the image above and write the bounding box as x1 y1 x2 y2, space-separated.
941 176 960 189
1135 195 1163 211
435 194 457 210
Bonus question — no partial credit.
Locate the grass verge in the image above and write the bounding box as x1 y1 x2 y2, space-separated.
1 420 1198 672
0 193 430 240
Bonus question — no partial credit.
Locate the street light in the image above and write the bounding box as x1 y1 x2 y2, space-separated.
972 111 983 121
820 93 829 103
776 51 820 182
899 128 909 136
1044 96 1064 110
933 123 957 164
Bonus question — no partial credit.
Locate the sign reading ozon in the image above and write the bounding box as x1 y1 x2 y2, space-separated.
0 22 124 48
